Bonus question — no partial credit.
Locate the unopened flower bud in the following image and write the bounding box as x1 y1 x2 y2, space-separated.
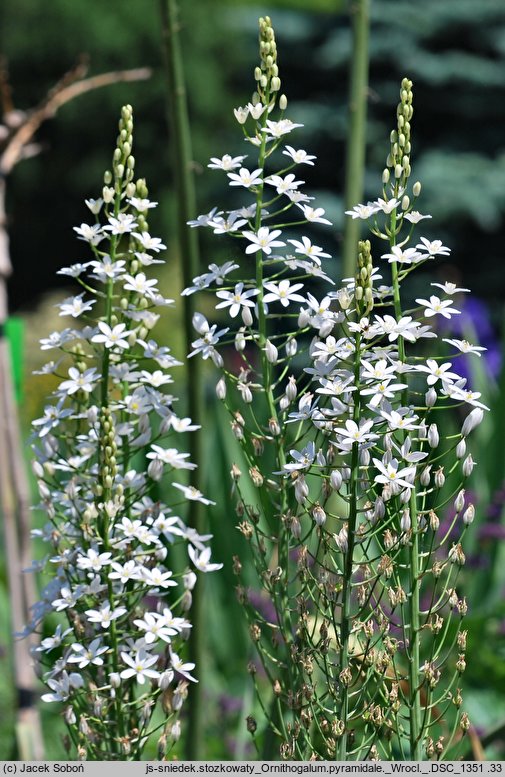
462 454 474 477
461 408 484 437
241 306 253 327
148 458 163 481
216 377 226 400
454 489 465 513
235 331 246 351
401 195 410 210
428 423 439 448
360 448 370 466
290 515 302 540
412 181 421 197
400 489 411 504
211 350 224 368
462 504 475 525
374 497 386 521
265 339 278 363
330 470 342 491
285 376 297 401
312 504 326 527
109 673 121 689
285 337 297 357
170 721 181 742
456 438 466 459
158 670 175 691
425 387 437 407
400 509 411 532
279 94 288 110
382 168 390 184
298 308 311 327
103 185 114 203
279 395 289 411
420 466 431 487
434 467 445 488
294 474 309 503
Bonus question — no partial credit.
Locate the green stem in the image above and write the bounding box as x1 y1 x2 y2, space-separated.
159 0 205 759
338 330 362 760
254 99 296 762
342 0 370 279
389 210 422 759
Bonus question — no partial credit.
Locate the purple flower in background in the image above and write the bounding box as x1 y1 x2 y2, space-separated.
442 296 501 381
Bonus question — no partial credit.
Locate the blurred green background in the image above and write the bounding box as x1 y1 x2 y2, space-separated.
2 0 505 760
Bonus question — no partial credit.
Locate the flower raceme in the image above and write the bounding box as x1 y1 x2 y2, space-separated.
28 106 221 760
185 20 485 760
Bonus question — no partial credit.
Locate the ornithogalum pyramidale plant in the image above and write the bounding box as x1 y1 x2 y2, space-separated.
26 105 221 760
187 17 485 760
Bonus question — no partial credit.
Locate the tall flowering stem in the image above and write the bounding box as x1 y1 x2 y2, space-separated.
27 106 220 760
188 18 484 759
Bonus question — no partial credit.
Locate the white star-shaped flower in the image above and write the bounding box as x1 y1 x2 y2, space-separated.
132 231 166 252
442 338 486 356
381 246 423 264
242 226 285 255
188 546 223 572
59 294 95 318
297 204 332 225
91 322 132 349
415 359 460 385
262 279 306 308
282 145 316 165
120 650 160 684
227 167 263 188
287 236 331 262
215 282 259 318
416 295 460 319
416 237 451 256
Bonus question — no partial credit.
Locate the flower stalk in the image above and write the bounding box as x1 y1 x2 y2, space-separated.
28 106 221 760
188 20 485 759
